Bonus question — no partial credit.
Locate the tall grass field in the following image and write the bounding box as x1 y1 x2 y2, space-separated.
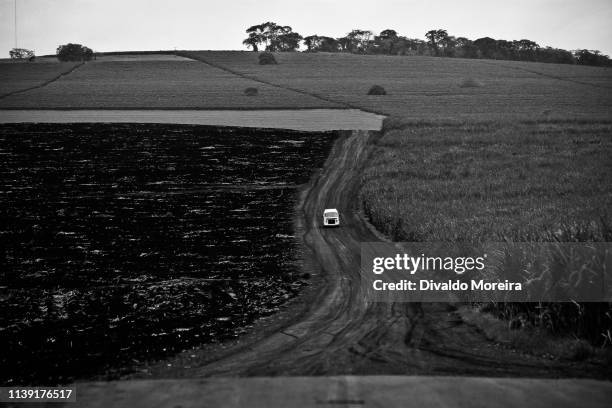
361 118 612 347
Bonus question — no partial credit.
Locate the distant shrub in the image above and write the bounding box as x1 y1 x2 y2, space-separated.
367 85 386 95
244 87 258 96
382 116 409 132
459 78 484 88
258 52 277 65
56 43 93 62
9 48 35 60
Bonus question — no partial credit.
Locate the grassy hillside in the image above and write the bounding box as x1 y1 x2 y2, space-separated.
186 51 612 120
2 51 610 118
362 119 612 242
361 118 612 346
0 61 81 97
481 59 612 88
0 59 340 109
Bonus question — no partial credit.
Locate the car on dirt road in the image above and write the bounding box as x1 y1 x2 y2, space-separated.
323 208 340 227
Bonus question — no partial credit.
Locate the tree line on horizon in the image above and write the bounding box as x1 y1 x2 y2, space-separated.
9 43 94 61
242 22 611 67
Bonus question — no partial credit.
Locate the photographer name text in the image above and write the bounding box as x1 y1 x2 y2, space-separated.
373 279 522 291
371 253 522 292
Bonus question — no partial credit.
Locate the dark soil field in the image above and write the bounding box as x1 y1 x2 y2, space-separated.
0 123 337 385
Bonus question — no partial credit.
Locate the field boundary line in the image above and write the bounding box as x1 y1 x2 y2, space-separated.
0 62 86 100
477 59 612 89
179 52 386 115
0 106 351 111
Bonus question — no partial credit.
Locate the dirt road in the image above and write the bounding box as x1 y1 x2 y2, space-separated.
0 109 384 132
69 376 612 408
138 130 610 379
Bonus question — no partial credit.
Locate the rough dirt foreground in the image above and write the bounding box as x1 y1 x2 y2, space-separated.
64 377 612 408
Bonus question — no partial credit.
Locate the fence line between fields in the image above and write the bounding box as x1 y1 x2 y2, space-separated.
179 52 386 116
478 59 612 90
0 62 85 100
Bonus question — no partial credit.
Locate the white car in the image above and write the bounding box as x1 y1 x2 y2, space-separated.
323 208 340 227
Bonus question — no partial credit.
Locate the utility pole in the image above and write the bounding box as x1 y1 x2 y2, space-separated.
14 0 18 48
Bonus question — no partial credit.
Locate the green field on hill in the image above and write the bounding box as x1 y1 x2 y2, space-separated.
185 51 612 120
0 61 80 97
0 57 339 109
2 52 611 120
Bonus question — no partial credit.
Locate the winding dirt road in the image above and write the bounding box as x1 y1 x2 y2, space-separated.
138 129 610 379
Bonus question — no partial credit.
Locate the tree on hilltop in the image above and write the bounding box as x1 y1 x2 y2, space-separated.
271 31 303 52
241 23 611 66
574 49 611 66
10 48 35 60
374 29 399 54
473 37 497 58
379 29 398 41
516 39 539 51
303 35 321 51
244 22 273 51
243 32 261 52
56 43 93 61
425 29 449 55
244 22 303 52
339 29 373 53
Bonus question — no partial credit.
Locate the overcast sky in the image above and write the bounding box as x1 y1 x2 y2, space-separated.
1 0 611 56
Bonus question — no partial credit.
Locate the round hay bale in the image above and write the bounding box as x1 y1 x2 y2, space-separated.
459 78 484 88
244 87 258 96
367 85 387 95
258 52 277 65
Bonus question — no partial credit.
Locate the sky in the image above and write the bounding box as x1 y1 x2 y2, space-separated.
1 0 611 57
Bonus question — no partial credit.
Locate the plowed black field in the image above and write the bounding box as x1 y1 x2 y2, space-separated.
0 123 337 384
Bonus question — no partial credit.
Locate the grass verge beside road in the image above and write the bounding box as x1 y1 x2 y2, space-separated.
459 305 612 362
